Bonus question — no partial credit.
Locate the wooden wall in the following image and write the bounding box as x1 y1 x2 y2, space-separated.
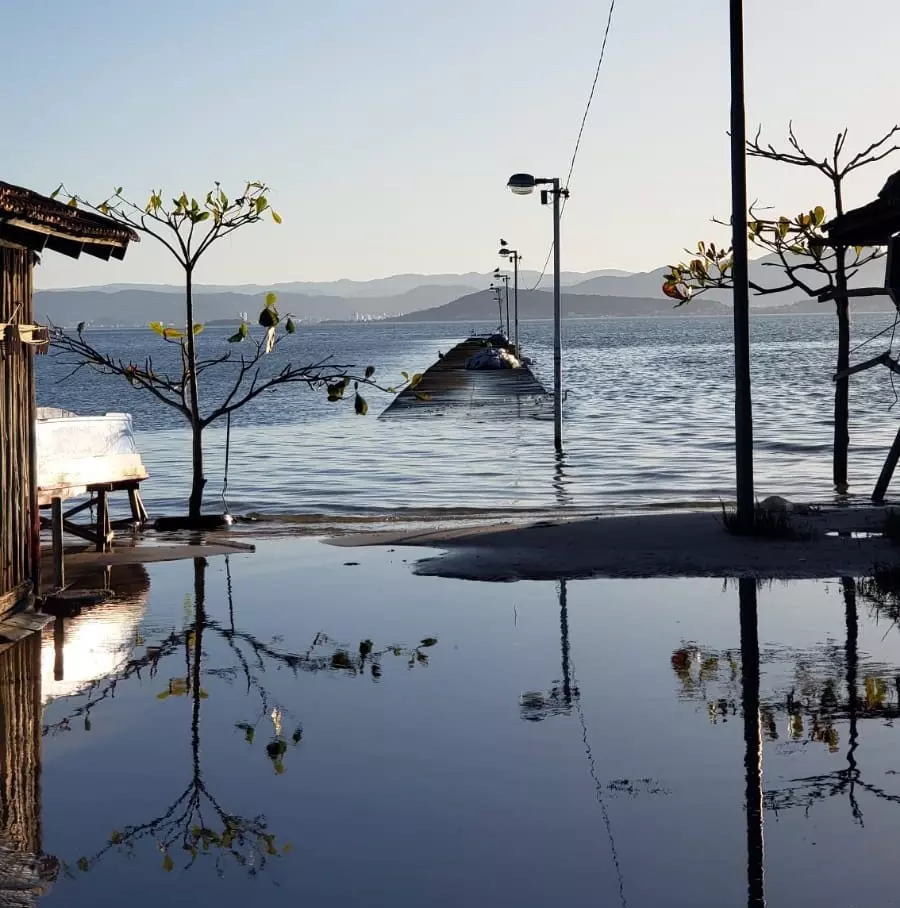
0 247 37 604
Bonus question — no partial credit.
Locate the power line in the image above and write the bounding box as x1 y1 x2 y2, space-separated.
528 0 618 291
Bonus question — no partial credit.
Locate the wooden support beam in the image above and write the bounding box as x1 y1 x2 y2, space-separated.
81 244 114 261
0 582 32 616
44 235 85 259
0 222 47 252
51 498 64 590
833 351 890 381
874 425 900 503
96 488 110 552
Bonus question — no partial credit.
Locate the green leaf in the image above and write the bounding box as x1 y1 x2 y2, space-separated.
259 307 278 328
156 690 170 700
76 857 89 873
67 197 78 208
109 830 122 844
285 317 296 334
814 205 826 225
236 722 255 744
420 637 438 647
410 373 423 388
271 210 283 224
413 391 432 401
192 323 204 335
255 196 267 215
291 726 304 744
354 393 368 415
50 183 63 200
84 716 92 731
365 365 375 378
227 330 245 343
265 292 277 309
162 852 174 872
194 210 211 221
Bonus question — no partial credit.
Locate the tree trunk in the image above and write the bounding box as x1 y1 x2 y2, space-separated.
832 179 850 494
184 267 205 517
188 421 205 518
833 292 850 492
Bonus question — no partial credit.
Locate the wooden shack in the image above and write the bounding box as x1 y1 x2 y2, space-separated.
0 182 137 611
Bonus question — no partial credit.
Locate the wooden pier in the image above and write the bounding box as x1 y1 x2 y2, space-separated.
381 335 548 416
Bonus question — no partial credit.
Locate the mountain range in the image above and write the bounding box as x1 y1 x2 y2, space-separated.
33 257 893 327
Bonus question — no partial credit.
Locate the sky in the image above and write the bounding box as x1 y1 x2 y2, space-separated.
4 0 900 290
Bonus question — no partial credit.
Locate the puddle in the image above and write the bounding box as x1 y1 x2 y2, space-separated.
7 541 900 906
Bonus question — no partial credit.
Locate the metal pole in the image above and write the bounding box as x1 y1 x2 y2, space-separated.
730 0 754 529
552 179 563 453
504 276 510 340
513 253 519 353
496 290 502 330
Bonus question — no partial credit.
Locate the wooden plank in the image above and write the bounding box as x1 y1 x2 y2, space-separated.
0 582 32 615
51 497 63 589
381 335 548 416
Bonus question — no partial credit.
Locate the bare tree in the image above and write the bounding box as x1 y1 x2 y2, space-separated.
663 124 900 492
49 183 415 516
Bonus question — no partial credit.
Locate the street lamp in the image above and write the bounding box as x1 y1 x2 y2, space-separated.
498 239 521 353
493 267 510 339
488 283 504 332
507 173 567 452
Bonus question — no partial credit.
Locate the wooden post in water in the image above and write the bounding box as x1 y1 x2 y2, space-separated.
730 0 755 529
872 426 900 502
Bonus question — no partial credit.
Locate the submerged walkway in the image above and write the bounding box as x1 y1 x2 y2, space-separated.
380 335 548 416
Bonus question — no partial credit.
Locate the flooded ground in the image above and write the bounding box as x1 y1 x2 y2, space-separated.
7 540 900 905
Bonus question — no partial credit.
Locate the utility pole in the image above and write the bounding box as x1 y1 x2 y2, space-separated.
730 0 755 529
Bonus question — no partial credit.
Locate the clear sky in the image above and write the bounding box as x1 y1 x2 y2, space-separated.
4 0 899 289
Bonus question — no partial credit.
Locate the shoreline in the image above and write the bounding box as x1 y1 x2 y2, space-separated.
329 505 900 582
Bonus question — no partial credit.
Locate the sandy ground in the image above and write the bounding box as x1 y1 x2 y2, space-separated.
331 506 900 581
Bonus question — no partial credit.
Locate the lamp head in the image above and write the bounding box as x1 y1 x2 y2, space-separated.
507 173 536 195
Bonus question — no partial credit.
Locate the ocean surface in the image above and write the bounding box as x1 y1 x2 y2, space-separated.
35 313 900 523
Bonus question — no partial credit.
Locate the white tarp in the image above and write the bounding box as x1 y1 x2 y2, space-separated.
36 413 147 502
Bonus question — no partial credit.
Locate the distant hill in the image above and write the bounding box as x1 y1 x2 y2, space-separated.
386 290 730 322
34 283 477 327
48 269 623 299
33 257 896 327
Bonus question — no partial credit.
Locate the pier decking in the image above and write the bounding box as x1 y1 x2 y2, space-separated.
381 335 548 416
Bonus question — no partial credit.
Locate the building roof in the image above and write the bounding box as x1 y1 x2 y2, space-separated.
823 169 900 246
0 181 139 261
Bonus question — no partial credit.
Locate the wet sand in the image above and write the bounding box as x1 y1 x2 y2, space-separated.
332 506 900 581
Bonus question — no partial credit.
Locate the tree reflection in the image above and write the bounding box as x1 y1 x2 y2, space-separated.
45 557 438 879
672 576 900 830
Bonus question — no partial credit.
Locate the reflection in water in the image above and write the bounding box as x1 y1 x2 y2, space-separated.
0 635 57 904
40 564 149 705
552 451 572 510
520 581 577 721
40 556 440 882
739 579 764 908
673 573 900 907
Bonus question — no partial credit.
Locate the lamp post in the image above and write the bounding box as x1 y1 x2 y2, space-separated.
499 239 521 353
488 283 504 332
507 173 567 453
493 268 510 339
729 0 755 529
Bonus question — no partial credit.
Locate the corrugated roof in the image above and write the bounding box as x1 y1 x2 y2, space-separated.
0 182 138 256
